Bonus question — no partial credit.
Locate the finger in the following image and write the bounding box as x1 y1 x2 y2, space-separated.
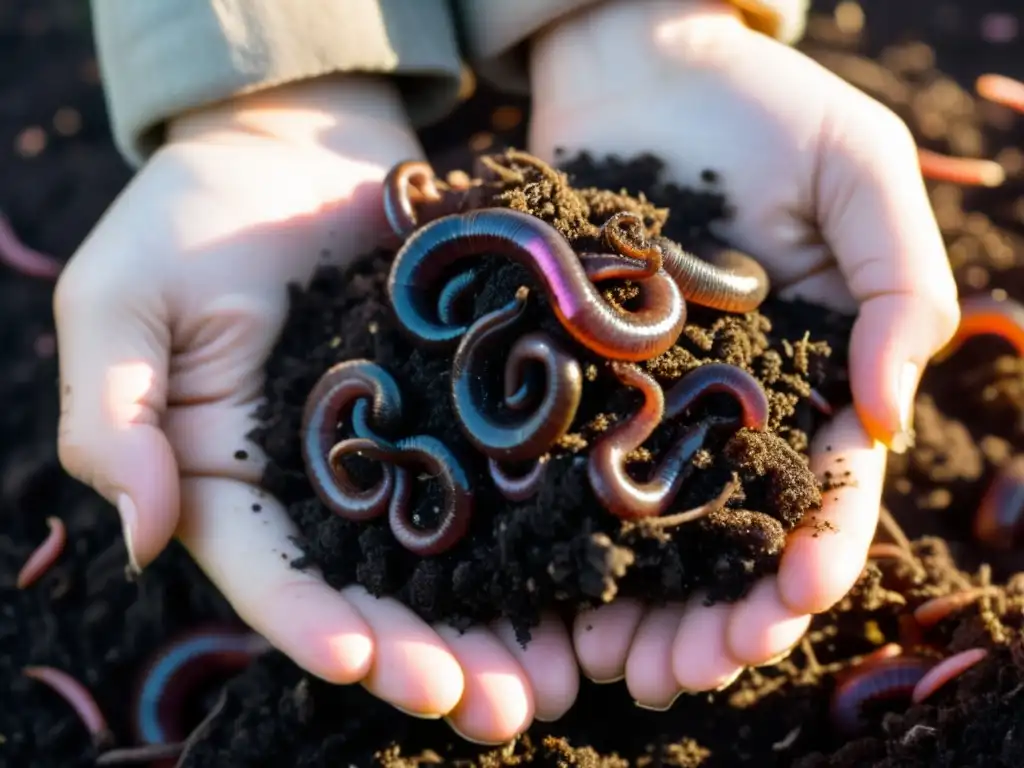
164 401 266 482
725 577 811 666
435 625 534 745
816 93 959 450
779 406 886 614
342 588 464 717
492 613 579 722
572 599 645 683
54 268 177 571
672 595 744 692
177 477 374 684
625 603 687 709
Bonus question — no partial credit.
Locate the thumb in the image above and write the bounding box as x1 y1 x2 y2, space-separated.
54 266 179 572
815 94 960 452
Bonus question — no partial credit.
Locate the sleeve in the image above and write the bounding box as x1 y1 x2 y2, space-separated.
456 0 811 94
91 0 465 167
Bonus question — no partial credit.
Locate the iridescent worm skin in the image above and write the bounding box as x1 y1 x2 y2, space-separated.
133 628 270 745
973 455 1024 549
382 160 443 241
451 291 583 463
344 435 474 555
652 237 770 314
488 457 549 502
301 360 405 521
830 655 934 735
588 363 716 520
664 363 771 431
387 209 687 362
933 292 1024 363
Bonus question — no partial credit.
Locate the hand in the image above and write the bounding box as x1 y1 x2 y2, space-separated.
54 77 577 743
526 0 959 704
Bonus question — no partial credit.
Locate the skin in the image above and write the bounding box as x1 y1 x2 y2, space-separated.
973 455 1024 549
54 0 960 744
532 0 957 705
382 160 442 241
16 516 67 589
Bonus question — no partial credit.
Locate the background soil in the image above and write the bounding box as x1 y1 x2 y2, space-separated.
2 1 1024 766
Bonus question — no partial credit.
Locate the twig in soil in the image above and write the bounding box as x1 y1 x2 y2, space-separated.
173 689 229 768
16 516 66 588
0 212 62 278
95 743 184 765
911 647 989 704
632 475 739 530
875 506 914 553
23 666 112 747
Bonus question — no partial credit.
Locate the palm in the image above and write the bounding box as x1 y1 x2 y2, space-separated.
522 10 948 702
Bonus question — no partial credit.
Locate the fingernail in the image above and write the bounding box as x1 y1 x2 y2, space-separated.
389 702 442 720
583 674 625 684
442 716 509 746
712 668 745 691
633 689 686 711
890 362 919 455
117 493 142 576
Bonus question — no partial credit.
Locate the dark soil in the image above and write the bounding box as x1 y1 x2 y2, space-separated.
252 148 846 633
4 1 1024 767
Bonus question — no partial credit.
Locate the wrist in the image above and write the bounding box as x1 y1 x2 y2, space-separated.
167 75 421 165
530 0 745 117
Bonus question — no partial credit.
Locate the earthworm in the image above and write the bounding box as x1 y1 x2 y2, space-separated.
451 291 583 462
914 587 1002 629
382 160 443 240
664 363 771 431
0 212 62 278
133 628 270 746
933 292 1024 363
911 648 988 704
976 73 1024 113
600 211 663 277
437 267 484 325
387 209 686 361
973 455 1024 549
348 435 474 555
488 457 549 502
652 236 770 313
917 147 1005 187
830 655 934 734
301 360 405 520
23 666 112 745
587 363 715 520
16 516 66 588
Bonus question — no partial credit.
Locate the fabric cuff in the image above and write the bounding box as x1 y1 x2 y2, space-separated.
91 0 464 166
457 0 810 95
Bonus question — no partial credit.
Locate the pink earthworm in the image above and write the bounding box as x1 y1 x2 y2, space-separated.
913 587 1000 629
0 212 62 278
976 73 1024 114
917 148 1005 187
16 516 67 588
23 665 112 745
911 647 989 704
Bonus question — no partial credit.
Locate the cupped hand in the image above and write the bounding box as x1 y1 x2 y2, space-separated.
54 77 577 743
526 0 959 705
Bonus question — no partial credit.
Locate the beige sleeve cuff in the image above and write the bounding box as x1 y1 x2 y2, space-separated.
91 0 464 166
457 0 811 94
